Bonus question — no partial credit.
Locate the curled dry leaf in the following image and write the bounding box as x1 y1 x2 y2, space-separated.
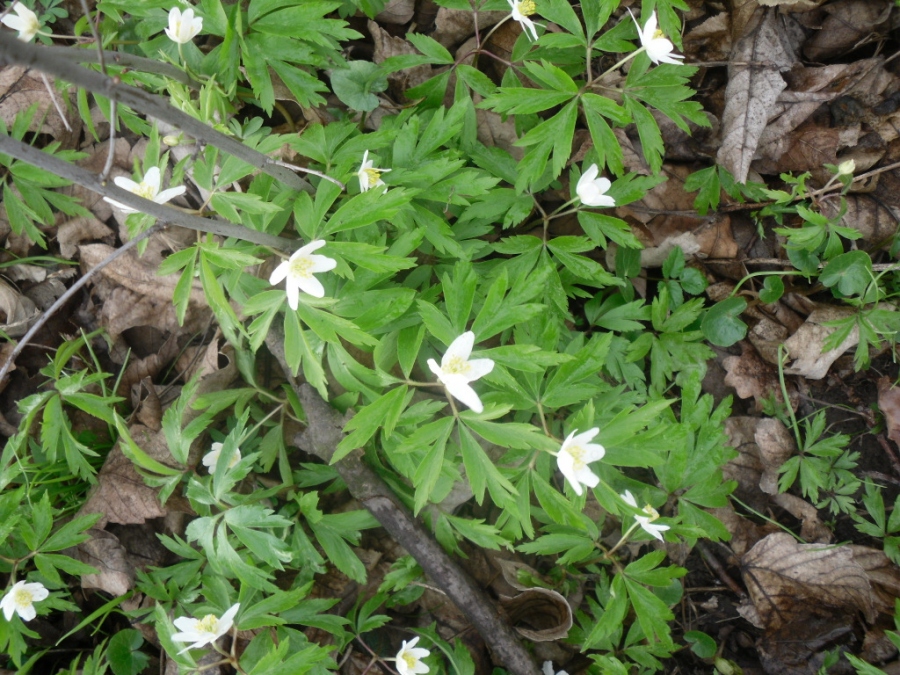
771 492 832 544
723 343 786 410
57 217 115 259
716 9 795 183
433 7 506 48
741 532 877 632
784 307 859 379
499 586 573 642
375 0 415 25
0 66 78 146
0 277 39 338
724 416 766 497
369 21 433 95
74 529 135 596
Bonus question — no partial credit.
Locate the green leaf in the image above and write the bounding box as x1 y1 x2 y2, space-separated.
330 60 388 112
700 297 747 347
406 33 454 64
759 275 784 304
820 250 872 296
323 188 412 235
108 629 150 675
334 386 411 463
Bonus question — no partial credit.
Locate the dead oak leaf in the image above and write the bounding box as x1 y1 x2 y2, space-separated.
741 532 877 632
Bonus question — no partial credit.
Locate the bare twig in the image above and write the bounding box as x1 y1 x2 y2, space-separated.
42 45 201 88
0 133 296 250
75 0 116 181
0 33 313 194
0 223 163 387
264 326 541 675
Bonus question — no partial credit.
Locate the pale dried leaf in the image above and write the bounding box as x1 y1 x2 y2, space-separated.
723 344 783 408
724 416 765 495
75 529 135 596
784 307 859 379
804 0 892 62
771 493 832 542
369 21 434 94
754 418 795 495
77 424 186 528
0 278 39 338
717 9 795 182
742 532 876 631
433 8 507 47
877 376 900 448
499 586 573 642
376 0 416 25
25 275 69 311
0 67 78 146
4 264 46 283
57 217 115 259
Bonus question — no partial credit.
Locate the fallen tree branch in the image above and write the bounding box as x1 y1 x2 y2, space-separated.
0 33 313 194
0 133 297 251
264 325 541 675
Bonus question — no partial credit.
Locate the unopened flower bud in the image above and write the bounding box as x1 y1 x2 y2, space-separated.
837 159 856 176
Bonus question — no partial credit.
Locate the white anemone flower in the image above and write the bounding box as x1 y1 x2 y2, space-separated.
576 164 615 207
630 10 684 66
201 442 241 472
1 2 41 42
268 240 337 309
621 490 670 541
1 580 49 622
508 0 539 41
165 6 203 44
103 166 186 214
543 662 570 675
357 150 390 193
172 602 240 654
427 331 494 414
396 636 430 675
557 428 605 496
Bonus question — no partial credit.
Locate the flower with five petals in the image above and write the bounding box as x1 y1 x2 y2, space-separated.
103 166 186 214
172 602 240 654
1 2 40 42
630 10 684 66
576 164 615 207
269 240 337 309
396 636 430 675
621 490 670 541
357 150 390 193
557 428 605 496
1 580 48 622
427 332 494 414
165 6 203 44
508 0 539 41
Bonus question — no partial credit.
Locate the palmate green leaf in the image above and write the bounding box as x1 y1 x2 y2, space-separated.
413 428 450 514
442 262 477 334
322 187 413 235
417 300 457 346
515 101 578 191
623 577 673 644
41 512 102 552
284 311 328 399
331 60 388 112
479 88 575 116
543 333 612 407
406 32 454 64
41 395 98 482
530 473 587 530
199 254 246 346
820 250 872 296
458 425 516 505
334 386 411 463
537 0 585 38
583 574 629 648
445 514 506 550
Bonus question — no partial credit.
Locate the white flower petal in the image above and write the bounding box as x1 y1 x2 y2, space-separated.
269 261 289 285
621 490 637 508
113 176 139 192
155 185 186 204
286 279 300 310
309 254 337 273
466 358 494 380
294 274 325 299
443 331 475 364
443 376 484 413
142 167 161 194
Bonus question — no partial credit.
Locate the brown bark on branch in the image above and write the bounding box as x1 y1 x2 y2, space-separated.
0 133 296 251
0 33 313 194
264 326 541 675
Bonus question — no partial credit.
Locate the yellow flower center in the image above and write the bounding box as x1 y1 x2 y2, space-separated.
518 0 536 16
134 182 156 199
290 256 315 279
566 445 585 470
653 29 665 40
13 587 33 608
443 355 470 375
641 504 660 521
363 167 382 185
196 614 219 634
402 653 418 670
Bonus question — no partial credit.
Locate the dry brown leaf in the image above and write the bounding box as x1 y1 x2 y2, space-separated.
57 217 116 259
723 343 784 409
803 0 892 62
724 416 766 496
376 0 415 25
716 9 796 182
75 529 135 596
77 423 189 528
754 418 795 495
0 67 78 146
476 108 523 159
499 587 573 642
0 278 39 338
25 273 71 311
709 505 768 558
754 122 860 178
369 21 434 95
433 8 506 47
784 306 858 379
742 532 877 632
878 376 900 448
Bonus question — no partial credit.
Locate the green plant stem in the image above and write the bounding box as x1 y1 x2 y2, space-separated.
589 46 645 87
776 344 802 450
604 521 641 559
